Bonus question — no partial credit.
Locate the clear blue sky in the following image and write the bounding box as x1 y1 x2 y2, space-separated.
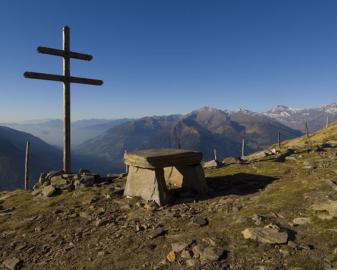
1 0 337 122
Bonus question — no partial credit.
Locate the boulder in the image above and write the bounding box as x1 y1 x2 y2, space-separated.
50 176 67 188
46 170 63 179
241 224 288 244
42 185 56 197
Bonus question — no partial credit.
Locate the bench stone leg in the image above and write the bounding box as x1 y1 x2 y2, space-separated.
164 166 183 188
124 166 168 206
176 164 208 193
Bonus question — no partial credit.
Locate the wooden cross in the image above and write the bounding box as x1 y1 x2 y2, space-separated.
24 26 103 173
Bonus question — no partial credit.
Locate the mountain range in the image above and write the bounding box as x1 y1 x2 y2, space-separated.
264 103 337 133
0 119 130 147
2 102 337 190
75 107 302 173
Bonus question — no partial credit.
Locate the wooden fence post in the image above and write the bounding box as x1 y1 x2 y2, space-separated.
24 141 30 190
241 136 245 158
305 121 309 139
278 131 281 149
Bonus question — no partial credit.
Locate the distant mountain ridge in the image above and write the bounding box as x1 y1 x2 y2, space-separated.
1 118 130 147
264 102 337 132
76 107 302 173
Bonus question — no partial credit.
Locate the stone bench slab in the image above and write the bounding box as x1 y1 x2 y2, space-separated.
124 149 202 169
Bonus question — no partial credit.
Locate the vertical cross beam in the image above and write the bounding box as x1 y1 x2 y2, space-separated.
63 26 71 173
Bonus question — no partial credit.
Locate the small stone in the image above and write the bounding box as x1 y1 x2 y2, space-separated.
149 227 167 239
200 246 224 261
166 251 176 263
181 250 192 259
42 185 56 197
79 212 92 221
144 201 159 211
2 257 22 270
97 251 106 256
185 259 200 268
192 217 208 227
292 217 311 226
171 242 189 252
192 244 204 258
287 241 297 249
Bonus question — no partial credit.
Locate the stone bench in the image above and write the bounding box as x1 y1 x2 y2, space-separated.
123 149 208 205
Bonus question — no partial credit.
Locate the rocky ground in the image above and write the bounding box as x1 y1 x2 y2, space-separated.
2 126 337 269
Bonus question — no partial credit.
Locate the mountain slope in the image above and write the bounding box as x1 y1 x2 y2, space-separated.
76 107 302 172
0 126 62 190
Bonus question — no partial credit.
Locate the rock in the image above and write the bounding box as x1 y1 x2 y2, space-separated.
79 211 92 221
243 151 267 162
144 201 159 211
42 185 56 197
241 224 288 244
149 227 167 239
287 241 297 249
223 156 241 165
200 246 225 261
312 200 337 219
166 251 176 263
2 257 22 270
171 242 189 252
192 217 208 227
97 251 106 256
46 170 63 179
31 189 41 196
185 259 200 268
192 244 204 258
285 156 296 161
79 175 96 187
292 217 311 225
181 250 192 259
203 160 221 169
38 172 47 184
50 176 67 187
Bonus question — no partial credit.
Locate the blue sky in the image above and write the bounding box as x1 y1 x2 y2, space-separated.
1 0 337 122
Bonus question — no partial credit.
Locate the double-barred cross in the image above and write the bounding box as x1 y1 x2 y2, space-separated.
24 26 103 173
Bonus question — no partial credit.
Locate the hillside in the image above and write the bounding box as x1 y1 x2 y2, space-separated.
0 126 62 190
1 121 337 269
76 107 302 173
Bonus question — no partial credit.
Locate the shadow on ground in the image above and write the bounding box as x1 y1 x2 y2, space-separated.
171 173 278 204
